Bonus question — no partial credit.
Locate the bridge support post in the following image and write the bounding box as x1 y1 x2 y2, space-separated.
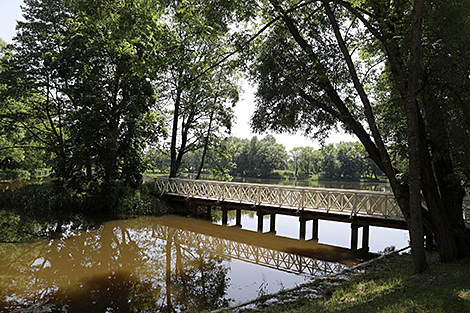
351 223 370 252
269 214 276 234
361 225 370 252
312 218 319 242
299 217 306 240
222 209 228 226
206 206 212 221
351 223 359 251
235 209 242 227
257 211 264 232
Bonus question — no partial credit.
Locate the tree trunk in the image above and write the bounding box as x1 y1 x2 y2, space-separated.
196 110 215 180
405 0 427 273
352 0 470 262
169 88 182 178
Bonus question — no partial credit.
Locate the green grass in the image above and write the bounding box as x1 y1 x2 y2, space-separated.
233 252 470 313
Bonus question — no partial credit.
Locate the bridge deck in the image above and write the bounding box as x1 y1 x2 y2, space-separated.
155 178 470 228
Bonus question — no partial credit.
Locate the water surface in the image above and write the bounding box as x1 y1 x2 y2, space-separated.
1 215 365 312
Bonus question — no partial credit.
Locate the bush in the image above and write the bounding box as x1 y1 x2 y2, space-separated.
0 169 31 180
0 179 167 241
115 183 166 216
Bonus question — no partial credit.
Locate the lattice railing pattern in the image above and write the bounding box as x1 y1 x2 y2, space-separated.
153 223 347 276
155 178 403 219
155 178 470 223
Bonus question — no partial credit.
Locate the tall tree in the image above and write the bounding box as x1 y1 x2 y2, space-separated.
247 0 469 269
231 135 288 178
0 0 166 211
157 1 239 178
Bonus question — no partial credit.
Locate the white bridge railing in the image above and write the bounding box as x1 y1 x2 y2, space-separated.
155 178 405 220
155 178 470 223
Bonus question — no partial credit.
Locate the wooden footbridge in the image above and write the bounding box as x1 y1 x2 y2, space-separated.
155 178 470 252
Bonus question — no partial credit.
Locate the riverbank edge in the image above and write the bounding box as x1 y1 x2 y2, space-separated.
215 246 470 313
211 246 410 313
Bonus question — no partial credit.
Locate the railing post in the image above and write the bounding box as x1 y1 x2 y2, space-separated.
298 190 305 212
255 186 262 206
327 191 331 212
350 193 357 218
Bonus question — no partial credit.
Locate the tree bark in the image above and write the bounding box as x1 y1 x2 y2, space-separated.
169 87 181 178
338 0 470 262
405 0 427 273
196 109 215 180
273 0 412 224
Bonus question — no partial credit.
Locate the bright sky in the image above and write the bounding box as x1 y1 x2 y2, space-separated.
0 0 354 151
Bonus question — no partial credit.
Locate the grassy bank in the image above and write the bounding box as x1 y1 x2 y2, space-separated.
231 251 470 313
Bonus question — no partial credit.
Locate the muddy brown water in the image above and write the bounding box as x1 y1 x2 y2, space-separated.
0 213 409 312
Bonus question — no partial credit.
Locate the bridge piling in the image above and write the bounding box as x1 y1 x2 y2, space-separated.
257 211 264 232
362 225 370 252
299 217 306 240
299 216 319 241
206 206 212 221
312 219 319 242
351 223 358 251
269 213 276 234
235 209 242 227
350 223 370 252
222 208 228 226
256 212 276 233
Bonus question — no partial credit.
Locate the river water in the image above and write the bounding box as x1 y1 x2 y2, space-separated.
0 210 409 312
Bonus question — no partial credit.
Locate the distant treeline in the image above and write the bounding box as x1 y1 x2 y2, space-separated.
146 135 384 181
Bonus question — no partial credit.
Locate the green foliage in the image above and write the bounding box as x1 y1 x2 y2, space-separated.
248 6 354 139
0 210 40 242
157 0 241 178
115 183 166 216
230 136 288 178
289 147 318 179
0 179 167 242
0 182 88 241
418 1 470 187
0 169 30 180
315 143 383 181
0 0 167 213
157 134 384 181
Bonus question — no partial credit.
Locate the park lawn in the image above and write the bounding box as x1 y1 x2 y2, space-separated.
234 251 470 313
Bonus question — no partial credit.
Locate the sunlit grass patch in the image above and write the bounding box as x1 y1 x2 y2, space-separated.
237 253 470 313
457 289 470 301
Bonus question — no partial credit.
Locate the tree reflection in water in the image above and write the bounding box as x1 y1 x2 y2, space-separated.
169 232 230 311
0 215 356 312
0 217 230 312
